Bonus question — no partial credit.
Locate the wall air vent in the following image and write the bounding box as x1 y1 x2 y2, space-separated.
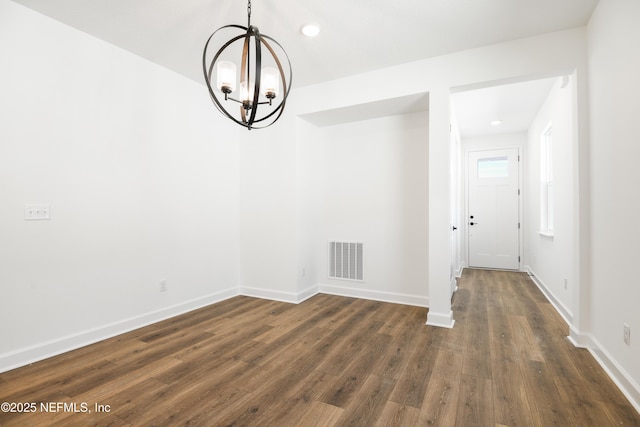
328 241 364 281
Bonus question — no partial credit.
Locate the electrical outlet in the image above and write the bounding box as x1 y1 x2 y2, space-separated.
564 278 568 290
623 324 631 346
160 280 167 292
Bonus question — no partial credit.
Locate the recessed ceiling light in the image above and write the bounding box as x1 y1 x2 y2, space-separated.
301 23 320 38
490 120 502 126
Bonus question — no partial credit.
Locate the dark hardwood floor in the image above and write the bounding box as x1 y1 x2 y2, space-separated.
1 269 639 426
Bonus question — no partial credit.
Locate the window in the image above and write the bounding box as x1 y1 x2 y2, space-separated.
540 124 553 235
477 156 508 178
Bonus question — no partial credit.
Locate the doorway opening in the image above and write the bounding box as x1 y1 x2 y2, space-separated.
450 73 578 324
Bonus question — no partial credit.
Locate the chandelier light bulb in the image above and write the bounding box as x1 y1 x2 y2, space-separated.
217 61 237 95
240 81 255 105
261 67 279 99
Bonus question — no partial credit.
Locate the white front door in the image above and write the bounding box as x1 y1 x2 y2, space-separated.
468 148 520 270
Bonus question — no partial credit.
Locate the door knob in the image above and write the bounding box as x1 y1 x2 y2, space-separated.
470 222 478 226
452 226 457 231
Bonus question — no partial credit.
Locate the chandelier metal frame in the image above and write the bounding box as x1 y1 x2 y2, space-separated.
203 0 292 130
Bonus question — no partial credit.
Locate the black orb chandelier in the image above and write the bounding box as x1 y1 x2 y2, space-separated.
203 0 292 130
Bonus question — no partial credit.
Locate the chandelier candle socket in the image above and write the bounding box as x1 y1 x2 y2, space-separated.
203 0 292 130
216 61 237 96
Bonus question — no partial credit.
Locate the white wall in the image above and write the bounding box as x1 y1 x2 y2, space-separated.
295 118 326 299
524 77 575 321
586 0 640 407
0 1 241 371
237 113 299 302
302 112 430 306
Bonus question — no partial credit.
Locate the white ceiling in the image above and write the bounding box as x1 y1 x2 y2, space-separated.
10 0 597 131
452 77 559 138
11 0 598 88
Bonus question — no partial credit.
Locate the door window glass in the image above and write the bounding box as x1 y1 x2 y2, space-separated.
477 157 508 178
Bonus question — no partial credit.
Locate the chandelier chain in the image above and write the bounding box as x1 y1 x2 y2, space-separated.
247 0 252 26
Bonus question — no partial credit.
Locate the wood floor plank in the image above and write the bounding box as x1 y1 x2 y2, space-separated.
461 285 492 380
73 356 184 406
334 374 396 426
106 330 213 367
598 400 640 426
315 319 386 377
375 401 422 427
256 299 332 340
215 359 319 426
248 325 329 370
98 378 167 424
288 401 344 427
1 269 639 426
388 326 444 408
116 359 251 425
488 303 536 426
455 374 494 427
256 370 339 426
319 333 392 409
509 314 546 363
240 300 362 368
520 359 574 426
419 348 463 426
144 384 249 426
375 303 416 336
314 297 368 331
490 360 536 427
372 312 424 380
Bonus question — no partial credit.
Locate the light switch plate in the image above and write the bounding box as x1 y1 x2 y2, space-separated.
25 204 50 220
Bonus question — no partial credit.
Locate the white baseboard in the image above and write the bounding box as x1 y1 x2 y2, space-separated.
242 282 430 308
450 277 458 297
525 267 640 414
524 265 573 325
426 309 455 329
569 329 640 414
296 285 320 304
456 262 465 278
240 286 302 304
1 282 432 374
318 283 429 307
0 287 239 374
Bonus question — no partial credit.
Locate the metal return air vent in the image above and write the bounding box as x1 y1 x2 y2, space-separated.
328 241 363 281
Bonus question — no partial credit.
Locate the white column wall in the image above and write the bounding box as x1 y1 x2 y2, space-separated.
586 0 640 408
427 89 455 326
